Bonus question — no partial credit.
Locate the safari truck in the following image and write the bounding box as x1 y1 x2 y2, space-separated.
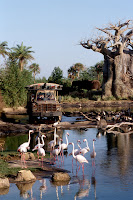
26 82 63 123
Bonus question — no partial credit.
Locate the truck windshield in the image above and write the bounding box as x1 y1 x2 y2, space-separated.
37 91 55 101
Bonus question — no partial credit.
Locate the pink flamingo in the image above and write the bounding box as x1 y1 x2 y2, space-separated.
32 135 46 159
90 139 96 166
17 145 29 168
37 145 46 167
69 142 88 176
51 139 62 164
80 139 90 156
17 130 34 168
60 132 69 162
69 140 81 167
33 134 46 149
18 130 34 149
48 128 59 156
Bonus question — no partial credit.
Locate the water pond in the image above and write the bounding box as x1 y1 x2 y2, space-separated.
1 115 133 200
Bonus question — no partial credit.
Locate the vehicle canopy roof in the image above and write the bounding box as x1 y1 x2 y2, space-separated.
26 82 63 91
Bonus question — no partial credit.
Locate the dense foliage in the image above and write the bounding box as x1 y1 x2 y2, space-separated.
48 66 63 84
0 60 33 107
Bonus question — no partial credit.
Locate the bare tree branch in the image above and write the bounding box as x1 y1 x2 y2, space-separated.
81 20 133 57
96 28 114 40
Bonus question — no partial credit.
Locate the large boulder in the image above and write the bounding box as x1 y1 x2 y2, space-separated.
52 172 71 182
15 170 36 182
24 152 35 160
0 177 10 189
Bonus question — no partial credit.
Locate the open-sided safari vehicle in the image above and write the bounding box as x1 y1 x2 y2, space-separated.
26 83 63 123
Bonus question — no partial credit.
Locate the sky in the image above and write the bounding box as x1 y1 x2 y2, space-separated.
1 0 133 79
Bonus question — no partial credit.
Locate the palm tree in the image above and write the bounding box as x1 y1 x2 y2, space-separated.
94 61 103 81
74 63 84 78
68 63 84 81
29 63 40 83
68 66 77 81
11 42 34 71
0 41 9 59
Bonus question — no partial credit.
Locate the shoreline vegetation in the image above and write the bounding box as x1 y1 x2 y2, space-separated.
2 99 133 114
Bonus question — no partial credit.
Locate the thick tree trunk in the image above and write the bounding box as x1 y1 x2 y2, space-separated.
103 53 133 99
102 56 114 98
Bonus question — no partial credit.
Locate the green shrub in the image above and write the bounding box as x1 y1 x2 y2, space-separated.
0 61 33 107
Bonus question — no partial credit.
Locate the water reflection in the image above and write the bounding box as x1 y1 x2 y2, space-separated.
16 181 35 199
39 179 47 199
0 187 9 195
74 177 91 199
50 179 70 200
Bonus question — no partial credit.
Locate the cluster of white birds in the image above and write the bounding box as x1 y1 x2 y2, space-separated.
17 129 47 168
47 129 97 175
32 134 46 167
69 138 96 175
48 130 69 164
17 127 96 174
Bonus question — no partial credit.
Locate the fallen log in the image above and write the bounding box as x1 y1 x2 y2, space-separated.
80 112 96 122
106 122 133 135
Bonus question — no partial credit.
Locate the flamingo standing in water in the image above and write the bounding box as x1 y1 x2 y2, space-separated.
48 128 59 156
17 130 34 168
69 140 81 167
69 142 88 176
36 143 46 167
90 139 96 166
32 135 46 159
80 139 90 156
51 139 62 164
60 132 69 162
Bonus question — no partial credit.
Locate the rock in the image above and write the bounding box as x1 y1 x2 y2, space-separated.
24 152 35 160
29 152 36 160
52 172 71 182
15 170 36 182
0 177 10 189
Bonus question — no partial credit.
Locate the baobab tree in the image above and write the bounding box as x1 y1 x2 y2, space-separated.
81 20 133 99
